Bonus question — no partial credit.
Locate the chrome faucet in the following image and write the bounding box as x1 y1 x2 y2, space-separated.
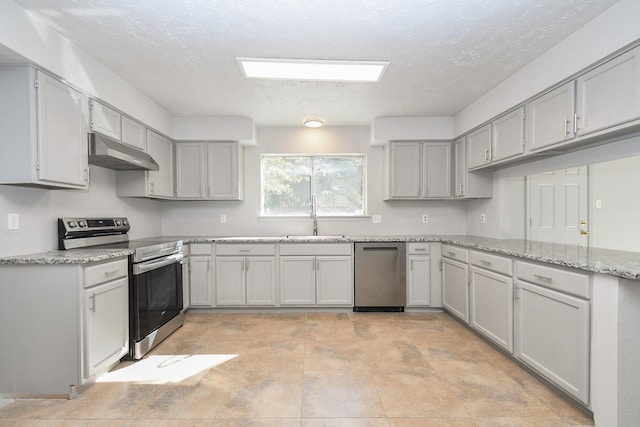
311 194 318 236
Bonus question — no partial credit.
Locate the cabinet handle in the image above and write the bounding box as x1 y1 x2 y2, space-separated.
484 149 489 161
104 269 120 276
410 260 413 271
479 260 491 265
84 168 89 182
533 274 552 282
564 117 570 137
447 251 456 256
459 183 464 196
489 147 493 161
514 287 520 300
414 248 426 252
149 182 154 193
574 114 579 134
89 293 96 312
239 249 251 253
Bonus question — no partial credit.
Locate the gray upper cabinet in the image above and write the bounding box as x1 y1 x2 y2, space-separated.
175 141 244 200
526 81 576 151
385 141 451 199
467 124 492 169
453 136 493 199
120 116 147 151
89 99 121 140
576 45 640 137
491 107 525 162
117 130 174 199
0 65 89 189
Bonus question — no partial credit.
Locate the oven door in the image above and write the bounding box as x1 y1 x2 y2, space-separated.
131 253 184 342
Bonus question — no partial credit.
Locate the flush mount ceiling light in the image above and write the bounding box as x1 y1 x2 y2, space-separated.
237 57 389 83
304 119 324 128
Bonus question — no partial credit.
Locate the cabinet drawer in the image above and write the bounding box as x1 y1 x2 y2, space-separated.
190 243 213 255
84 258 128 288
408 243 430 255
280 243 352 256
470 251 513 276
516 261 590 299
216 244 276 256
442 244 468 262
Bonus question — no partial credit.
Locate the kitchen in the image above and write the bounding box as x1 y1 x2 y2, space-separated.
1 0 640 426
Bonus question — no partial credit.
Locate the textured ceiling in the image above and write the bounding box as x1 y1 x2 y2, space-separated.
12 0 620 126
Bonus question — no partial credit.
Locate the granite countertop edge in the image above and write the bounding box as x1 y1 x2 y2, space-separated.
1 235 638 280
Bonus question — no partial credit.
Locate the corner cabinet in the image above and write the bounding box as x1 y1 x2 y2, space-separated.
384 141 452 199
453 136 492 198
188 243 214 307
468 108 524 169
116 130 175 199
0 257 129 397
279 244 353 307
175 141 244 200
0 65 89 189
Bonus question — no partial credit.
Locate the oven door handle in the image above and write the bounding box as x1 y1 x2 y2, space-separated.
133 253 183 275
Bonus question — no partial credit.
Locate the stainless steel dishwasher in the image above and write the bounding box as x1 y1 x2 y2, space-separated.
354 242 406 312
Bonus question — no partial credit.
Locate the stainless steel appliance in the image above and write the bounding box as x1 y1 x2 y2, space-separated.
354 242 406 312
88 133 159 171
58 217 184 360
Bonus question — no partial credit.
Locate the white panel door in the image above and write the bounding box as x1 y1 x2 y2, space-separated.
442 258 469 322
527 167 588 246
407 255 430 306
246 257 276 306
470 267 513 352
515 280 590 404
36 71 89 187
526 81 576 151
176 143 206 199
422 142 451 198
576 45 640 136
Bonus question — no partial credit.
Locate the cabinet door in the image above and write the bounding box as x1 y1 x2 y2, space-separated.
176 143 206 199
36 71 89 187
89 99 121 140
453 137 466 197
576 46 640 136
422 142 451 198
280 256 316 305
526 81 575 151
146 130 174 198
316 256 353 306
182 256 190 310
470 267 513 352
84 277 128 378
515 280 590 404
246 257 276 306
467 124 492 169
491 107 524 162
442 258 469 322
407 255 430 306
121 116 146 151
215 257 245 305
189 256 213 306
207 142 241 200
389 141 421 198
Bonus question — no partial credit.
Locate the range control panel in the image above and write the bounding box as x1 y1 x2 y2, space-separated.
58 217 130 233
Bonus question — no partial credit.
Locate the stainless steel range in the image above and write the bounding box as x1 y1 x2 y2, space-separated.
58 217 184 360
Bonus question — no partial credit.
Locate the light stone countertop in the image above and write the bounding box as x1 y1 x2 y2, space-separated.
1 235 639 280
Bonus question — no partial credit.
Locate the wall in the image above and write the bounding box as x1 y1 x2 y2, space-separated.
0 166 161 257
0 0 174 136
454 0 640 136
161 126 467 237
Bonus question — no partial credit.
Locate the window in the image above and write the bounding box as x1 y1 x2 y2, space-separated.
262 155 365 216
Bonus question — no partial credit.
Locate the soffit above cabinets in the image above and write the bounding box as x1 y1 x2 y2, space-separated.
11 0 620 126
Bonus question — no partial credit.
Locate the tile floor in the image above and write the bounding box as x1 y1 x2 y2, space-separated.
0 312 595 426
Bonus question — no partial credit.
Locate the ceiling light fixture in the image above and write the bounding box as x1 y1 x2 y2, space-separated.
237 57 389 83
304 119 324 128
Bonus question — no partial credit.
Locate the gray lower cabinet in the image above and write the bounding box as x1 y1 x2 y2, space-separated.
0 257 129 397
406 242 443 308
188 244 214 307
515 260 590 405
442 245 469 322
215 248 276 306
470 267 513 353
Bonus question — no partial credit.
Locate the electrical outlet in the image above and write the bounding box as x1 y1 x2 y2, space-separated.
372 215 382 224
480 213 486 224
422 214 429 223
7 213 19 231
220 214 227 224
595 199 602 209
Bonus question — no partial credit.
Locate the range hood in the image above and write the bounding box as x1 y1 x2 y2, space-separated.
88 133 159 171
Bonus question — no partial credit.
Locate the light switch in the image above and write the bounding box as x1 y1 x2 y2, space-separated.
8 213 19 231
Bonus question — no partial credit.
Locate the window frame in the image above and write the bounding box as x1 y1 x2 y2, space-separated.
260 153 367 218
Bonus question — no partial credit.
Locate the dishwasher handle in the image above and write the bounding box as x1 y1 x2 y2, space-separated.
361 246 399 251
